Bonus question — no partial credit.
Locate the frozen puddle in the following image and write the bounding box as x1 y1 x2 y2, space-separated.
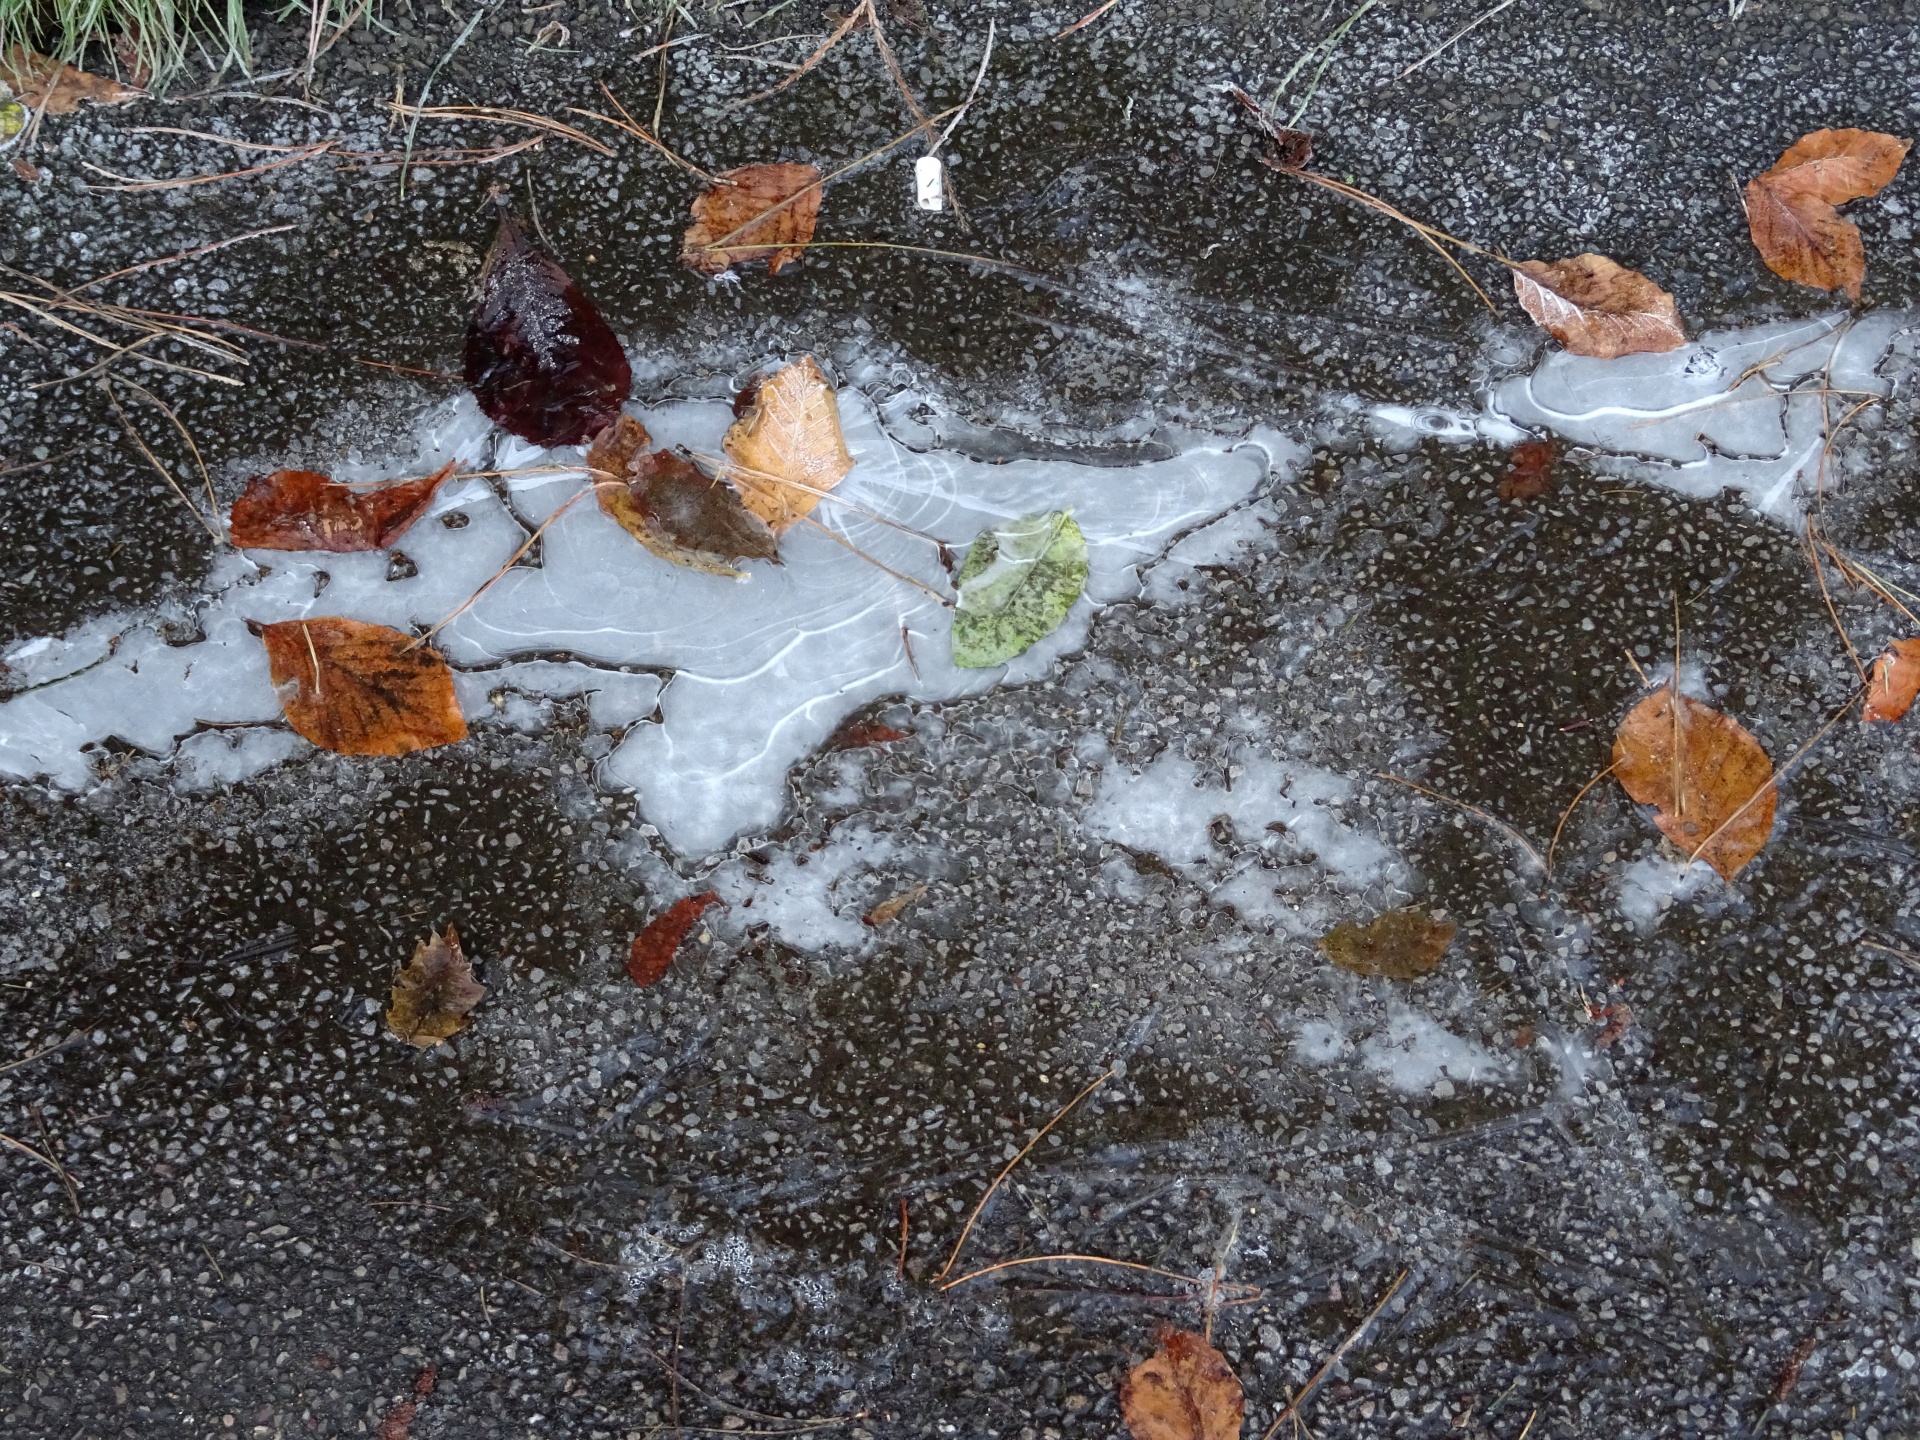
0 380 1287 854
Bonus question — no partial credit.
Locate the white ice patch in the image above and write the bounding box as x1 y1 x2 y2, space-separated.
1367 403 1529 449
1493 310 1914 520
711 826 900 952
1358 1008 1506 1092
1615 853 1722 933
1087 751 1405 933
0 385 1282 854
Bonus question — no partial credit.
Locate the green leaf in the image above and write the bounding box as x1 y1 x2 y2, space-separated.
0 103 24 142
951 510 1089 669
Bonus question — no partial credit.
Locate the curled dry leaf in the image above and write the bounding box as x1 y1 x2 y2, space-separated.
1746 129 1911 300
629 892 723 987
1498 437 1557 502
1319 905 1456 980
864 882 927 928
681 162 822 276
952 510 1089 669
259 617 468 756
386 933 484 1049
722 357 854 534
464 213 632 447
1863 637 1920 723
1612 684 1775 881
590 416 779 577
1511 254 1686 359
1121 1328 1244 1440
1 46 144 113
229 461 456 552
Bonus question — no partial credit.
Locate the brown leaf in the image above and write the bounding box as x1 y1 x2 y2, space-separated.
864 882 927 928
629 892 723 987
1591 1002 1635 1048
722 357 854 534
375 1362 440 1440
1121 1328 1244 1440
259 617 468 756
827 719 913 750
1612 684 1775 881
1498 437 1556 502
681 162 822 276
589 416 780 577
1512 255 1687 359
229 461 455 552
464 213 632 447
1746 129 1911 300
13 155 42 183
386 933 484 1049
1319 906 1457 980
0 46 144 114
1863 637 1920 723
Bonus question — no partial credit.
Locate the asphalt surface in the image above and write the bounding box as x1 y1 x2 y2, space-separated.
4 2 1920 1437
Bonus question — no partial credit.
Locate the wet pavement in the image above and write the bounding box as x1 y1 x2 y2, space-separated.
5 2 1920 1437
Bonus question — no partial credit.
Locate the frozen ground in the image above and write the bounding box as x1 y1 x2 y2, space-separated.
5 3 1920 1439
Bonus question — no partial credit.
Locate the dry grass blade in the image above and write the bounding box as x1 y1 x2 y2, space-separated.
101 378 222 542
1275 166 1500 312
1376 771 1544 873
68 225 297 295
0 1129 81 1213
1259 1270 1408 1439
1056 0 1121 38
725 0 869 110
387 103 616 156
1398 0 1516 77
572 81 721 182
81 142 336 192
799 514 953 607
1546 760 1618 875
940 1253 1260 1295
335 137 546 170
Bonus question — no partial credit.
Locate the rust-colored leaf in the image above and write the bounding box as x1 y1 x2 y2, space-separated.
375 1362 439 1440
229 461 455 552
1512 254 1686 359
1863 638 1920 723
827 719 913 750
1612 684 1775 881
1498 437 1557 502
1591 1002 1635 1049
464 213 632 447
864 882 927 928
1319 906 1456 980
628 892 723 987
1121 1328 1244 1440
722 357 854 534
1769 1334 1818 1406
259 617 468 756
0 46 144 114
588 415 779 578
681 162 822 276
1746 129 1911 300
386 933 484 1049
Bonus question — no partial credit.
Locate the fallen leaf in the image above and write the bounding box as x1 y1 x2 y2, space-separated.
952 510 1089 669
1319 905 1456 980
259 617 468 756
628 892 723 987
1612 683 1775 880
827 719 913 750
386 933 484 1049
375 1362 440 1440
1511 254 1686 359
1769 1334 1818 1406
464 212 632 447
681 162 822 276
229 461 456 552
864 882 927 927
722 357 853 534
0 46 144 114
0 101 23 140
1121 1328 1244 1440
1591 1002 1635 1048
1227 83 1313 172
1863 637 1920 723
589 415 779 577
13 153 43 183
1498 437 1556 502
1514 1024 1536 1049
1746 129 1911 300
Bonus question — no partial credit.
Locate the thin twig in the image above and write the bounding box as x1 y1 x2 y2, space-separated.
1377 772 1544 873
935 1068 1115 1283
799 515 953 607
940 1252 1259 1294
0 1130 81 1213
70 225 297 294
116 376 219 526
1546 760 1618 876
413 486 600 646
896 1198 910 1279
101 379 222 542
723 1 866 111
1259 1270 1408 1439
82 143 336 191
1398 0 1517 78
1055 0 1121 38
929 21 996 159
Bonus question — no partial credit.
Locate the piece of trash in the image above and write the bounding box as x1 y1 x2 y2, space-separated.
915 155 944 211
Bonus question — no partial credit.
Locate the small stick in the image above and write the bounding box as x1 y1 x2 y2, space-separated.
199 1243 225 1280
934 1068 1115 1283
1056 0 1121 38
1546 760 1618 875
1258 1270 1408 1439
928 20 996 159
895 1198 910 1279
940 1252 1258 1294
1376 771 1544 874
1398 0 1517 78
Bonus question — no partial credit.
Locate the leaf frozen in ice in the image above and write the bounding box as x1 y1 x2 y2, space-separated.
1121 1328 1244 1440
1319 905 1456 980
259 617 468 757
229 462 456 552
1511 254 1686 359
628 892 723 987
386 931 484 1049
721 357 853 534
589 415 779 578
951 510 1088 669
681 162 822 276
1612 683 1774 880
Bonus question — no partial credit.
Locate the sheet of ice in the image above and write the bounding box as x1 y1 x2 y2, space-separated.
1493 310 1914 519
0 385 1281 853
1615 854 1723 933
709 826 900 952
1087 752 1406 933
1358 1008 1506 1093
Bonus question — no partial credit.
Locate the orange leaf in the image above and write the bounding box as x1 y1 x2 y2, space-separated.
1864 638 1920 723
1 46 143 114
681 162 822 276
863 882 927 928
1121 1328 1244 1440
229 461 455 552
1511 254 1686 359
259 617 468 756
386 933 484 1049
722 357 853 534
1612 685 1775 881
589 415 779 577
628 892 722 986
1498 437 1556 501
1745 128 1911 300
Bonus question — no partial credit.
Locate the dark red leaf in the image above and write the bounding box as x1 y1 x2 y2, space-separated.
826 720 913 751
376 1364 437 1440
1498 438 1556 501
229 461 455 551
628 892 723 987
464 213 631 448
